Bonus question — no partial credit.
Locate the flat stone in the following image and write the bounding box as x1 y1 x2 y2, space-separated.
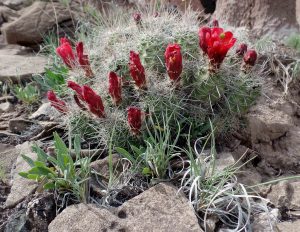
0 54 47 82
5 141 37 208
251 208 279 232
49 183 202 232
0 44 32 55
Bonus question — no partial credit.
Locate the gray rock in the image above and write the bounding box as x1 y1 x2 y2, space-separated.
0 143 19 179
267 181 300 210
277 220 300 232
29 102 61 120
0 44 32 55
251 208 279 232
0 101 13 112
5 141 37 208
0 54 48 82
214 152 236 172
1 1 75 46
0 5 19 26
49 183 203 232
8 118 34 134
4 193 56 232
0 0 32 10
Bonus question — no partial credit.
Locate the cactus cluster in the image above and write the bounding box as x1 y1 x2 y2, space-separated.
48 11 261 148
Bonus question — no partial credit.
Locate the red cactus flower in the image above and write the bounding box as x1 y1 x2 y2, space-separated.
56 38 75 68
165 44 183 83
129 51 147 89
76 42 94 78
108 72 122 106
67 81 84 100
82 85 105 118
243 49 257 66
47 90 68 113
212 19 219 27
236 43 248 56
199 27 236 70
127 107 142 135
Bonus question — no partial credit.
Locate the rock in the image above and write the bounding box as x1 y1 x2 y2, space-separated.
4 193 56 232
214 152 235 172
5 141 37 208
0 143 19 179
8 118 35 134
0 0 32 10
247 103 300 173
0 44 32 55
0 102 13 113
252 208 279 232
0 6 19 26
267 181 300 210
0 54 48 82
25 193 56 231
214 0 300 39
29 103 61 120
1 1 76 46
90 154 124 180
0 131 23 145
236 169 263 186
277 220 300 232
49 183 202 232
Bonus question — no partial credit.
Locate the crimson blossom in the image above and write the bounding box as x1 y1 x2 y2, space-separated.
82 85 105 118
129 51 147 89
164 44 183 83
76 42 94 78
47 90 68 113
108 72 122 106
56 38 75 68
127 107 142 135
199 27 236 70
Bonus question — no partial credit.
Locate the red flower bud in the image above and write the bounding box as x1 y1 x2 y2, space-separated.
47 90 68 113
236 43 248 56
133 13 142 24
82 85 105 118
108 72 122 106
76 42 94 78
243 49 257 66
212 19 219 27
129 51 147 89
199 27 236 70
165 44 183 83
67 81 84 100
127 107 142 135
56 37 75 69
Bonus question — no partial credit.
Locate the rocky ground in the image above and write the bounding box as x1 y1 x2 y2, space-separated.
1 0 300 231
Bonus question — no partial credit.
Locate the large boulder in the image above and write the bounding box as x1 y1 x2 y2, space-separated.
1 1 76 46
0 0 32 10
49 183 202 232
214 0 300 39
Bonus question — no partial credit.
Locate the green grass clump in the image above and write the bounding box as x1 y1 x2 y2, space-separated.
12 83 40 105
286 34 300 52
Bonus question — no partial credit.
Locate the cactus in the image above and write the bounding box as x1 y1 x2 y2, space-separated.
174 31 199 60
138 34 170 73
